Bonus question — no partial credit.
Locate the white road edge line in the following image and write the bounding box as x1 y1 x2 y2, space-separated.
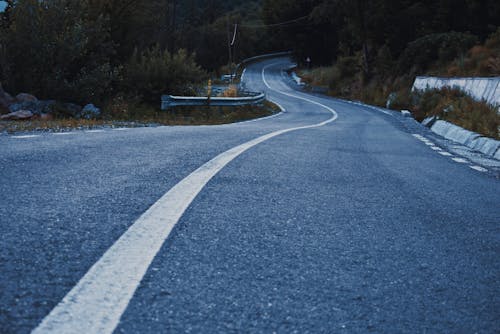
12 135 39 139
52 132 76 136
438 151 453 157
452 157 468 163
32 62 338 334
470 165 488 172
85 130 105 133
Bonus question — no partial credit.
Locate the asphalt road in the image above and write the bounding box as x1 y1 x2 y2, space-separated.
1 58 499 333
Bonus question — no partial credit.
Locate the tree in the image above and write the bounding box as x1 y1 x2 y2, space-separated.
4 0 117 103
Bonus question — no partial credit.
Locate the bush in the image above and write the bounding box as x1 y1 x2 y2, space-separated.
412 88 500 139
123 46 206 103
398 32 478 74
446 28 500 76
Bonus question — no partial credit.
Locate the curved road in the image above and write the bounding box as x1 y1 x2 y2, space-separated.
0 59 499 333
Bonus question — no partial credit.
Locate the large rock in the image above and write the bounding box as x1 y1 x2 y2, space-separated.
8 100 56 115
79 104 101 119
0 110 34 120
16 93 38 103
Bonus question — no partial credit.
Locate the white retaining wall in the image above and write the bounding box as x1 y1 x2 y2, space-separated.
412 76 500 106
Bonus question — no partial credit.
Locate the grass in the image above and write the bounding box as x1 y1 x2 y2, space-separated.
411 88 500 139
0 100 280 134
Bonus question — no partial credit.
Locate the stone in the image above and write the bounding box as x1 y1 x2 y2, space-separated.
8 100 55 115
0 110 34 120
79 104 101 119
401 110 413 118
15 93 38 103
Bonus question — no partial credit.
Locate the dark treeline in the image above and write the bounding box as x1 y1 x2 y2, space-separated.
0 0 498 106
0 0 267 105
263 0 499 76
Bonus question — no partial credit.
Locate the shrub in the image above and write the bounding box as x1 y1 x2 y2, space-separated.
412 88 500 139
123 46 206 103
219 85 238 97
446 27 500 76
398 32 478 74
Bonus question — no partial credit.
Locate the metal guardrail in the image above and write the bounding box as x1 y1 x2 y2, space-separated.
161 92 265 110
160 52 291 110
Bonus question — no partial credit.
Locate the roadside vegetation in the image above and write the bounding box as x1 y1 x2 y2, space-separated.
0 100 279 133
1 0 499 133
0 0 269 127
297 26 500 139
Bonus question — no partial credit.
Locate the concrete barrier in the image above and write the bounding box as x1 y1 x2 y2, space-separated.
470 137 500 156
494 148 500 160
413 76 500 107
430 120 500 159
431 120 481 145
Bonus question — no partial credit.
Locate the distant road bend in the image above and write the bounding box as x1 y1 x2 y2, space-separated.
0 58 498 333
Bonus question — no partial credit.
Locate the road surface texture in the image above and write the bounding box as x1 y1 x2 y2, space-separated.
1 58 499 333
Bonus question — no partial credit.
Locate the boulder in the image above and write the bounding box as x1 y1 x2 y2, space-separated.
16 93 38 103
8 100 56 115
0 110 34 120
79 104 101 119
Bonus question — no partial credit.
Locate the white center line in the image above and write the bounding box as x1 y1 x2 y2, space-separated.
32 62 338 334
85 130 105 133
430 146 442 151
112 128 129 131
452 157 468 163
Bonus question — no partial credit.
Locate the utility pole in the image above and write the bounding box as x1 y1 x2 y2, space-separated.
226 16 233 82
226 19 237 83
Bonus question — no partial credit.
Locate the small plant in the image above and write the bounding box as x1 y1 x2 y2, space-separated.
219 85 238 97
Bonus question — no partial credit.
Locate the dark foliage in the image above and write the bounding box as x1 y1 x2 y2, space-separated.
0 0 498 107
